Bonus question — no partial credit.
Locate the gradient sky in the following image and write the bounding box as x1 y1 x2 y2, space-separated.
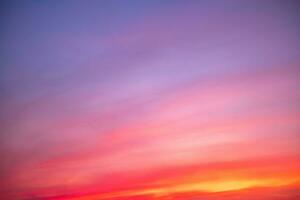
1 1 300 200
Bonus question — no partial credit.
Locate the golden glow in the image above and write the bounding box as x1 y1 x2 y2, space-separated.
171 179 281 193
66 177 299 200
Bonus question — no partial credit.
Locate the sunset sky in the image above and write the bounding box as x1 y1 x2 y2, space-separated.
0 0 300 199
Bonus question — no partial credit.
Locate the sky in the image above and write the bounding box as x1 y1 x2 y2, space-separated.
0 0 300 199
